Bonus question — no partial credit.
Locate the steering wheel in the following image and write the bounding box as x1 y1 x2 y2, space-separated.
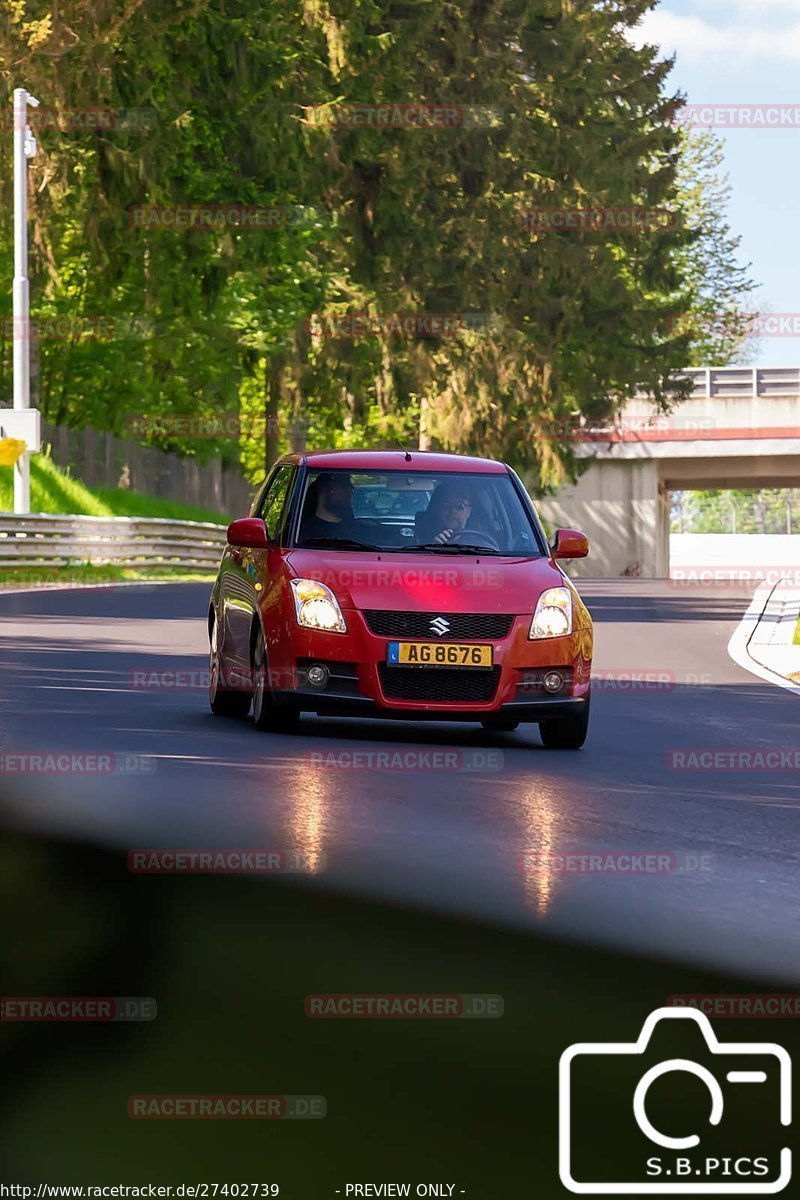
446 528 501 552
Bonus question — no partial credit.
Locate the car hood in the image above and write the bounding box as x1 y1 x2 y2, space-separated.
285 549 573 615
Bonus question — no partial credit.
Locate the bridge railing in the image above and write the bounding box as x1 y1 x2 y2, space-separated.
675 366 800 399
0 513 228 570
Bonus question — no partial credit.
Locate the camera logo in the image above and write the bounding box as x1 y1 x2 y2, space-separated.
559 1007 791 1194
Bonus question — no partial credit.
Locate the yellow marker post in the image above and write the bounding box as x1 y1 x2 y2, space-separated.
0 437 27 466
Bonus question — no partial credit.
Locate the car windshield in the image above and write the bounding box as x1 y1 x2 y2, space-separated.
293 468 543 555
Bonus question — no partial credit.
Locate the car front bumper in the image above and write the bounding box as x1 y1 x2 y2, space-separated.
269 609 592 723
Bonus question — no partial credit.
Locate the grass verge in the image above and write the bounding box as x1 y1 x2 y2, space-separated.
0 454 229 524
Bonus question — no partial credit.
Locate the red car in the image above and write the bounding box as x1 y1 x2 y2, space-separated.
208 450 593 748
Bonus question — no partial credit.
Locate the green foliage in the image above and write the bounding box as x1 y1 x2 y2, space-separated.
0 0 753 492
670 131 758 365
671 489 800 535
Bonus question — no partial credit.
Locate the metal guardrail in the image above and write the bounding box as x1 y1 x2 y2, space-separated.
0 513 228 569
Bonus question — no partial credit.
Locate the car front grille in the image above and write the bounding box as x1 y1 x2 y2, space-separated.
378 664 501 704
364 611 514 640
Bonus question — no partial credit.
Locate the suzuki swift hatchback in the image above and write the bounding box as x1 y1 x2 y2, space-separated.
209 450 593 748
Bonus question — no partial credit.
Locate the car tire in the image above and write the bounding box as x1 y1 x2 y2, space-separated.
538 695 590 750
209 613 252 718
480 718 520 732
252 624 299 734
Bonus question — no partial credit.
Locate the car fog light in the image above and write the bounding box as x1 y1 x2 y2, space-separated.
543 671 564 693
306 664 329 689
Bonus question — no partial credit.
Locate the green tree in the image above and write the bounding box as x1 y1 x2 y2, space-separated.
0 0 761 494
290 0 699 487
671 489 800 535
669 130 759 366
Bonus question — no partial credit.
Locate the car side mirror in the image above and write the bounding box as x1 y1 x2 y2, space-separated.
227 517 271 549
551 528 589 560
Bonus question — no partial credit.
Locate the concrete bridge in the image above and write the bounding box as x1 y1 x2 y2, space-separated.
536 366 800 578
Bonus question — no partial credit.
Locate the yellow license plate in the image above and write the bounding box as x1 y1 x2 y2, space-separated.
387 641 493 668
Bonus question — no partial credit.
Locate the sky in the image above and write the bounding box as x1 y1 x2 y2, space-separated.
633 0 800 367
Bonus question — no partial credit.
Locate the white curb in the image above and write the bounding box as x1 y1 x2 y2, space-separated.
727 581 800 697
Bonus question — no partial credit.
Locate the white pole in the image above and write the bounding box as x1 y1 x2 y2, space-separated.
12 86 38 515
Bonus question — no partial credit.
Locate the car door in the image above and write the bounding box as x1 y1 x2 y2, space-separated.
255 464 300 683
224 464 296 664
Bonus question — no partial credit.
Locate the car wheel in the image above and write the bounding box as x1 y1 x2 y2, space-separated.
209 613 251 718
538 695 590 750
480 718 520 732
252 624 299 734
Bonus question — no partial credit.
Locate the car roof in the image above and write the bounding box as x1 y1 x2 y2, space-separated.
292 450 508 475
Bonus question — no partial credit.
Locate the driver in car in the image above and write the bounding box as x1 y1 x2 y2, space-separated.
299 472 358 542
418 482 476 545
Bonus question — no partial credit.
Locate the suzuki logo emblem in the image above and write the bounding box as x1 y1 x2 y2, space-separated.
430 616 450 636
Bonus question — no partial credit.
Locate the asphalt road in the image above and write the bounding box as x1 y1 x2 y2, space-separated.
0 578 797 982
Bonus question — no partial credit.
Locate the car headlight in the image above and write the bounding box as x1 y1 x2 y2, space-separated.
529 586 572 639
290 578 347 633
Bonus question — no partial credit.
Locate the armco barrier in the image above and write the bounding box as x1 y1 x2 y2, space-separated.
0 513 228 569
